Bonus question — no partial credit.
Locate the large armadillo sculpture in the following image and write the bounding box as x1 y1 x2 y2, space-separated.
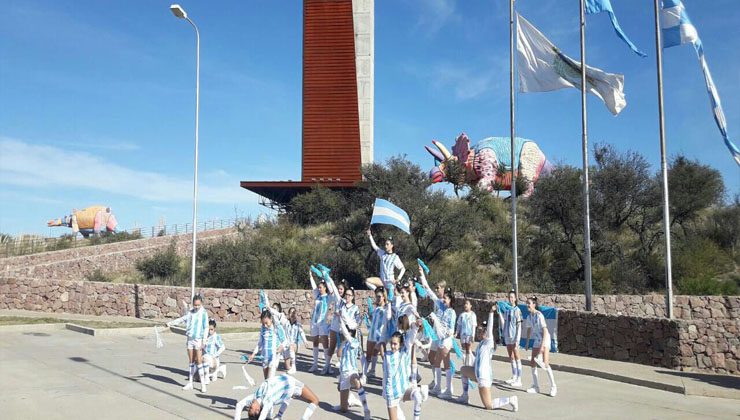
47 205 118 238
425 133 552 197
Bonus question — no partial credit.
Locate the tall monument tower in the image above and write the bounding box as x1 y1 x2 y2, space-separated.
241 0 374 207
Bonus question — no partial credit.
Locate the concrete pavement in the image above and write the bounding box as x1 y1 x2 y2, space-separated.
0 326 738 420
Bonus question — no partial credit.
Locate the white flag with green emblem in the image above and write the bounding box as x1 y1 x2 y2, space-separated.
516 13 626 116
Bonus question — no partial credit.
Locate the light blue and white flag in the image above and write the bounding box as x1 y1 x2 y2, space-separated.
517 13 626 116
371 198 411 234
661 0 740 165
586 0 646 57
497 301 558 352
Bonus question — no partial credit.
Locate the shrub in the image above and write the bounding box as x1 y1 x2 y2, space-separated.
86 269 113 283
136 245 181 280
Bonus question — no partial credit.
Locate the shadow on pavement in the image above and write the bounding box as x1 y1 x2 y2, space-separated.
318 401 368 420
144 362 189 377
656 370 740 390
135 372 181 386
68 356 231 418
195 393 236 410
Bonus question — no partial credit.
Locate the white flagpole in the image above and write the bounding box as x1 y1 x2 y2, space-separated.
579 0 594 311
509 0 519 296
653 0 674 319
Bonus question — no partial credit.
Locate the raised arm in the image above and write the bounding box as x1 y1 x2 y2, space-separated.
486 310 494 340
309 270 318 292
367 228 379 252
167 311 190 328
418 267 439 303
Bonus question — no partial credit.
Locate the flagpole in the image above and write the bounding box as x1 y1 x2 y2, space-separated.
579 0 593 311
653 0 674 319
509 0 519 297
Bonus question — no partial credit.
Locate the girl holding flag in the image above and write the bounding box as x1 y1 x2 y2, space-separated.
499 290 523 386
455 305 518 412
165 293 210 392
366 228 406 295
524 296 557 397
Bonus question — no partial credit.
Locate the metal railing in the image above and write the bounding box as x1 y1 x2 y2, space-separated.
1 217 253 258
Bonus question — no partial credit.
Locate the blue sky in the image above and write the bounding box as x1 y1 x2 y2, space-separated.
1 0 738 237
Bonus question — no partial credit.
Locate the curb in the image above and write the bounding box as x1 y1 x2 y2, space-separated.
65 323 159 337
0 323 66 333
490 354 686 395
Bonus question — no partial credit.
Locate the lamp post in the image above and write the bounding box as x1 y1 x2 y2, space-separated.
170 4 200 301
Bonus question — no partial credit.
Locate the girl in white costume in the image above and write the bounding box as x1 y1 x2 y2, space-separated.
383 323 429 420
327 279 348 374
498 290 523 386
166 293 209 392
419 269 455 398
366 228 406 295
307 270 334 373
247 309 286 379
234 374 320 420
456 299 477 367
284 308 309 374
335 320 372 420
204 319 227 382
456 305 518 411
524 296 557 397
365 286 392 377
263 294 291 372
394 279 421 386
417 264 446 390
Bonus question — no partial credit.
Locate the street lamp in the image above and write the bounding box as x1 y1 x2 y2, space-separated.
170 4 200 301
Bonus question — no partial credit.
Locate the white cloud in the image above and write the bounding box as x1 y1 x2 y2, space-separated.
0 137 254 204
405 59 507 101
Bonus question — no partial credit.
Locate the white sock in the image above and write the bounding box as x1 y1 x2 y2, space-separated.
412 388 422 420
321 347 328 368
267 366 276 379
290 349 296 362
445 368 453 393
312 347 319 366
531 367 539 388
461 376 469 394
371 356 377 374
492 396 510 409
411 364 419 386
516 360 522 378
546 365 556 387
434 368 441 389
301 402 317 420
200 364 208 384
358 387 369 411
510 360 517 377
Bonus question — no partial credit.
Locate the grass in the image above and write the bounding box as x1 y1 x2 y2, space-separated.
0 316 66 325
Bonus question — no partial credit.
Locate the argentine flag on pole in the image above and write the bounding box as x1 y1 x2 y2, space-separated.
516 13 626 116
661 0 740 165
371 199 411 234
585 0 646 57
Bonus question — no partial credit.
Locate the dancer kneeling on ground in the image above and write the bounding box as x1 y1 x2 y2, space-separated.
165 293 209 392
525 296 557 397
234 374 320 420
335 319 372 420
456 305 518 411
204 319 227 382
247 309 285 379
384 323 428 420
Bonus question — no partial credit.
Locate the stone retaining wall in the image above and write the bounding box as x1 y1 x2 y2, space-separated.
1 228 239 281
0 276 737 374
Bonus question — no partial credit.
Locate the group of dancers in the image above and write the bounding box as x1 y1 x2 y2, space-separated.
165 229 557 420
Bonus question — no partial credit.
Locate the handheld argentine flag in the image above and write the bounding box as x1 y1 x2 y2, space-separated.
585 0 646 57
661 0 740 165
371 199 411 234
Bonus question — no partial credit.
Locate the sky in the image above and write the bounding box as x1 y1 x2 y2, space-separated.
1 0 738 237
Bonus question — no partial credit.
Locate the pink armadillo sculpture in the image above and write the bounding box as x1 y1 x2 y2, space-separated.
47 205 118 238
425 133 552 197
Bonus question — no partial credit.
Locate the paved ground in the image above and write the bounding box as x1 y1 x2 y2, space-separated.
1 327 738 420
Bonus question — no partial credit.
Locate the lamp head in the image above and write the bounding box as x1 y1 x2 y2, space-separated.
170 4 187 19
